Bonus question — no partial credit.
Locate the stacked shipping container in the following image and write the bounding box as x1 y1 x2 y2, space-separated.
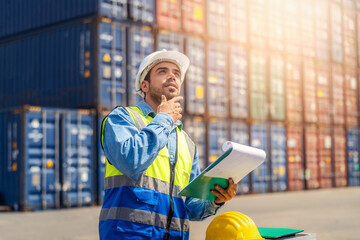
0 0 360 210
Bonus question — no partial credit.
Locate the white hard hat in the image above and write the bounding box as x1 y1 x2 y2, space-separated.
135 49 190 98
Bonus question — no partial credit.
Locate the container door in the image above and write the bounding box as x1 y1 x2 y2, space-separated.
270 123 287 191
251 123 268 193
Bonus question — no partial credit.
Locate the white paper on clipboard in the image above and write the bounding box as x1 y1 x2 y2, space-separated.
203 141 266 183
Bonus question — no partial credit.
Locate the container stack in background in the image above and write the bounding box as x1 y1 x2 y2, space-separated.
0 0 359 211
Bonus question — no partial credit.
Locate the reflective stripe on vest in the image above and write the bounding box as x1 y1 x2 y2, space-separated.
100 106 195 234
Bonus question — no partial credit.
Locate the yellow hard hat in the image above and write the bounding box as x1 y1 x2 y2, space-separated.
206 211 265 240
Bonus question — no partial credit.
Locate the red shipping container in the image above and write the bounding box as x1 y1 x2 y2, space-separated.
157 0 181 32
343 9 357 67
300 0 315 58
333 127 348 187
284 0 300 55
229 0 247 44
344 67 358 126
318 126 332 188
182 0 205 35
304 125 320 189
331 64 345 125
268 0 284 51
316 62 331 124
303 59 317 123
285 56 302 123
287 124 304 190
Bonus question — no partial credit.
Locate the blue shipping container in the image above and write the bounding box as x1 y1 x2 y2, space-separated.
156 31 184 52
229 120 249 194
229 46 248 118
0 106 95 211
208 118 229 164
251 123 268 193
185 37 206 115
0 19 127 110
207 42 228 117
347 128 360 186
0 0 155 40
127 25 154 106
270 123 287 192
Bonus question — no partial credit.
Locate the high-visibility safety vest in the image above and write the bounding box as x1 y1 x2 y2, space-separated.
99 106 196 240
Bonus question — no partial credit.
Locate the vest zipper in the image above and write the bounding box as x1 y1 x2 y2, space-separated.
164 132 178 240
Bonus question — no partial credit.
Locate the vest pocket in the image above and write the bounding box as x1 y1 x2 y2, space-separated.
116 219 153 239
130 187 159 210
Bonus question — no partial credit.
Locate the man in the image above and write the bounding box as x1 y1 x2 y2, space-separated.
99 50 237 239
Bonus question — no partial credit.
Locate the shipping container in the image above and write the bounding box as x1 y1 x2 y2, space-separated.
156 30 184 52
184 37 206 115
331 64 345 125
284 0 300 55
128 0 156 24
0 18 127 110
316 62 331 125
315 0 330 61
286 124 304 191
300 0 315 58
303 59 317 123
229 120 249 194
156 0 181 32
207 0 228 41
285 56 302 122
184 116 207 171
207 42 228 117
0 106 95 211
229 0 247 44
333 127 347 187
229 46 248 118
318 126 333 188
304 125 320 189
250 51 267 120
331 2 343 63
251 123 268 193
358 13 360 66
249 0 268 48
127 25 154 106
347 127 360 186
269 54 285 121
182 0 205 35
208 118 229 164
343 7 357 67
270 123 287 192
267 0 284 52
344 67 358 126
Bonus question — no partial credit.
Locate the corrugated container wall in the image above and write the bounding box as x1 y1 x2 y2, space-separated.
0 0 155 40
315 0 330 61
287 125 304 190
249 0 267 49
300 0 315 58
270 123 287 192
331 64 345 125
269 55 285 121
156 0 181 32
333 127 347 187
229 0 247 44
303 59 317 123
304 125 319 189
207 43 228 117
207 0 228 41
316 62 331 125
0 19 127 110
285 56 302 122
182 0 205 35
229 120 249 194
184 117 207 171
251 123 268 193
250 51 267 120
229 46 248 118
318 126 333 188
267 0 284 52
127 25 154 106
347 127 360 186
344 67 358 126
343 5 357 67
208 118 229 164
0 107 95 210
331 2 343 63
156 31 184 52
184 37 206 115
358 13 360 66
284 0 300 55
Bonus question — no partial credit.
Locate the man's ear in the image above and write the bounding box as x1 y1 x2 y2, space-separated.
141 80 149 93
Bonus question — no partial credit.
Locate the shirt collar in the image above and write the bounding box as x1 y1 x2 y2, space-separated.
137 100 183 130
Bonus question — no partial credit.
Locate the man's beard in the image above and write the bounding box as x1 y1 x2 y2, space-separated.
148 82 179 104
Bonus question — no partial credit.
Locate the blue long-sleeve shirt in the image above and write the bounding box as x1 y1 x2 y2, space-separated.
102 100 222 221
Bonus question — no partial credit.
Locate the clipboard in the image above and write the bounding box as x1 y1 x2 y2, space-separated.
179 141 266 201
